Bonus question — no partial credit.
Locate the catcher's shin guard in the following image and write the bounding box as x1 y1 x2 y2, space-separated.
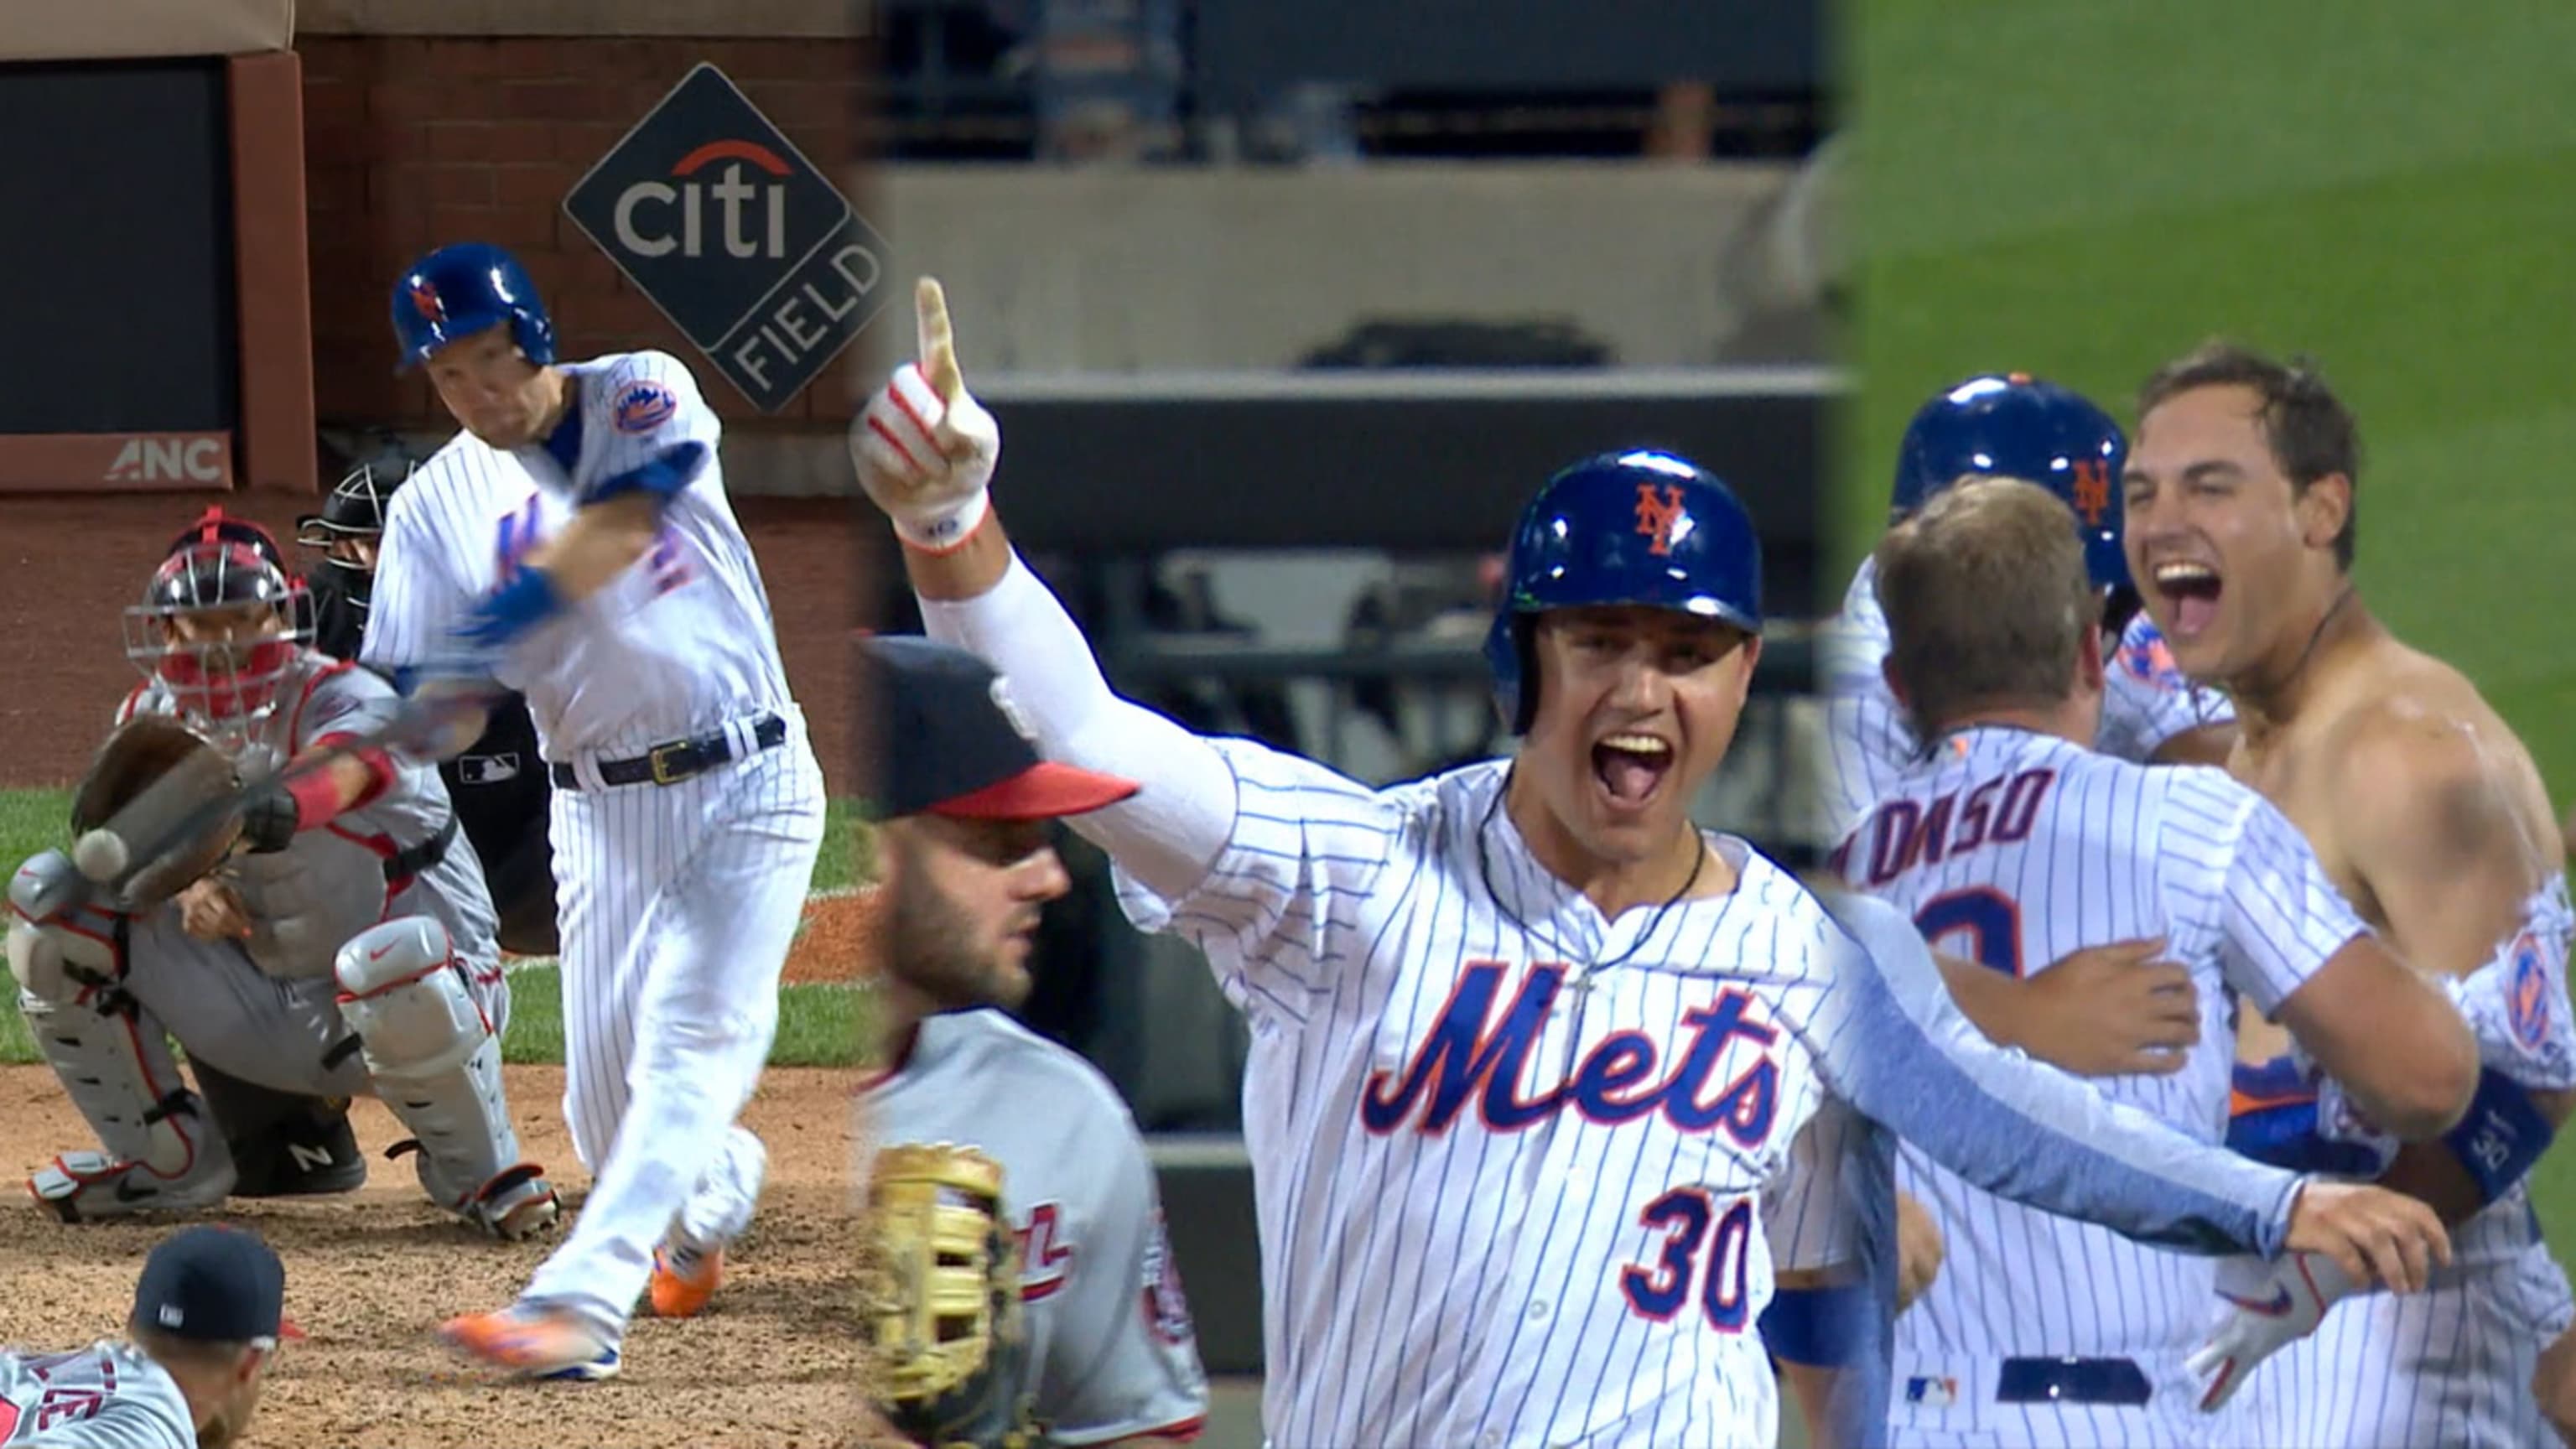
8 901 236 1219
862 1143 1046 1449
190 1057 367 1197
333 917 557 1238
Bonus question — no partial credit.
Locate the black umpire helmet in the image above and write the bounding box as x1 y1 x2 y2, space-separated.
295 459 411 570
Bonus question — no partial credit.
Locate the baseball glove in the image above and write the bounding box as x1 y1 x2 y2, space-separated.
69 714 244 908
859 1142 1048 1449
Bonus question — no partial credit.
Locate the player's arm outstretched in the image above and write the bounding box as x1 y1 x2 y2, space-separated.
1814 889 2452 1291
850 278 1400 1013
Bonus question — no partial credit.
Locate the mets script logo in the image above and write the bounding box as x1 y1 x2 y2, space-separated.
409 281 444 322
1634 483 1690 557
2509 931 2553 1051
1360 961 1780 1140
612 379 679 435
2068 457 2113 527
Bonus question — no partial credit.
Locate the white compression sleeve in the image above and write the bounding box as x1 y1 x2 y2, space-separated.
914 553 1239 903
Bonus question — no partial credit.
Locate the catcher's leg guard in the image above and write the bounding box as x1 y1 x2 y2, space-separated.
190 1057 367 1198
7 886 236 1222
333 917 558 1239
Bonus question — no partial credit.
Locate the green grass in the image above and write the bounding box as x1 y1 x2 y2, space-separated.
1846 0 2576 1275
0 793 880 1070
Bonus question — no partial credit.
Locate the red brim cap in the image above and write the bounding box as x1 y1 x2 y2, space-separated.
930 761 1140 822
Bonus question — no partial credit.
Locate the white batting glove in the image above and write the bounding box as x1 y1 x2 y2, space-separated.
2185 1251 2356 1411
849 277 1001 554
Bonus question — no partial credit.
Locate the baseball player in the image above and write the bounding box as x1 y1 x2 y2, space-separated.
1 1224 297 1448
1822 377 2247 1079
7 511 558 1239
2122 343 2576 1446
1831 475 2489 1446
297 457 562 957
846 277 2453 1447
852 635 1209 1445
358 242 828 1381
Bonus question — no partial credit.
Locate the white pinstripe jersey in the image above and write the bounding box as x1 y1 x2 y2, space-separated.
0 1343 194 1447
1826 728 2367 1376
860 1010 1209 1446
1109 743 2307 1449
1821 558 2235 842
359 350 796 760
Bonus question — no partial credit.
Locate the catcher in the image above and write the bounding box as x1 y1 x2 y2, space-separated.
5 509 560 1239
855 636 1208 1448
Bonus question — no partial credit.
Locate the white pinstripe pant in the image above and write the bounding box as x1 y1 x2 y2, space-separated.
519 710 826 1333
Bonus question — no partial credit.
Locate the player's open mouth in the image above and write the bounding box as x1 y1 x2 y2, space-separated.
1592 732 1673 807
2152 560 2223 640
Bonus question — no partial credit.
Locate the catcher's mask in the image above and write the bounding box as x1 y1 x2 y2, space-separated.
124 513 310 745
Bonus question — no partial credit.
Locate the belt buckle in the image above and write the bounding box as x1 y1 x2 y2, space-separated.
647 742 690 787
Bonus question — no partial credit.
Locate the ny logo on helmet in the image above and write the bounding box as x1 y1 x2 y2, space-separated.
409 282 444 322
2069 459 2112 527
1633 483 1689 557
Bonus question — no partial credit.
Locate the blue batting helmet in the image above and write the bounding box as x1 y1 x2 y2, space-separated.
1892 373 2129 592
390 242 556 371
1483 449 1763 735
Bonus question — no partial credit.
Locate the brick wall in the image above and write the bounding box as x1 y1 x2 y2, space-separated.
299 35 873 432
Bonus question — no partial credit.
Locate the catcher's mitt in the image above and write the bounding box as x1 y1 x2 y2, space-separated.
859 1142 1048 1449
69 714 244 908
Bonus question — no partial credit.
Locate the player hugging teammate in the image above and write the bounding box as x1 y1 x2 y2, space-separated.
1828 362 2576 1448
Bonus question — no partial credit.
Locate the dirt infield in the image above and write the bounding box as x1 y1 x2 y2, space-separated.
0 493 859 793
0 1063 871 1449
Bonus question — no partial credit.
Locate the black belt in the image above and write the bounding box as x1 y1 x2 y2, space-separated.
549 714 785 790
1996 1357 2152 1407
385 814 457 891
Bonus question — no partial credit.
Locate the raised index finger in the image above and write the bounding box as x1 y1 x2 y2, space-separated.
915 276 963 402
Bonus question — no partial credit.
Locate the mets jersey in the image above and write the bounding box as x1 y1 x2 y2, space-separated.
1820 557 2234 839
0 1343 194 1447
361 350 797 760
857 1009 1208 1445
1111 742 2305 1449
1827 726 2368 1442
117 652 497 982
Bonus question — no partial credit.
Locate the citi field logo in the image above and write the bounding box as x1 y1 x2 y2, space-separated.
614 140 797 260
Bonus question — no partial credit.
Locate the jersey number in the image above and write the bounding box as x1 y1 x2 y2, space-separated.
1618 1187 1753 1331
1914 887 2024 977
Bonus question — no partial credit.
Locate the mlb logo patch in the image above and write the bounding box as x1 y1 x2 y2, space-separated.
613 380 678 435
1904 1375 1960 1408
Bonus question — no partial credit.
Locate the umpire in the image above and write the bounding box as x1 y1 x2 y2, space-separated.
296 456 562 957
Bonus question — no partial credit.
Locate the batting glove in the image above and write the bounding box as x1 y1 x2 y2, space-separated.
455 564 566 650
849 278 1000 554
2185 1250 2357 1411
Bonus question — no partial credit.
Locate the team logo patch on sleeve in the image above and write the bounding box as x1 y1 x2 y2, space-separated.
2509 931 2553 1051
612 379 679 435
2116 625 2186 688
1139 1205 1196 1345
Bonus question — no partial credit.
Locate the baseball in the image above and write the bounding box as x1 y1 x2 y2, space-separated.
71 828 127 884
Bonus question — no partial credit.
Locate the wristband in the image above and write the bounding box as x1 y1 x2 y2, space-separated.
2441 1066 2556 1205
1758 1283 1873 1367
893 487 991 556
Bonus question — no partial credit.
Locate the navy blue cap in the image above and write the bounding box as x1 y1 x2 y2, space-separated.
857 635 1140 821
132 1225 301 1345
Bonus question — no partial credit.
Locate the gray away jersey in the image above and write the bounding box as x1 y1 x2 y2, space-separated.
858 1009 1208 1446
361 349 798 760
1827 728 2367 1403
1820 556 2236 841
119 652 499 980
0 1343 195 1447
